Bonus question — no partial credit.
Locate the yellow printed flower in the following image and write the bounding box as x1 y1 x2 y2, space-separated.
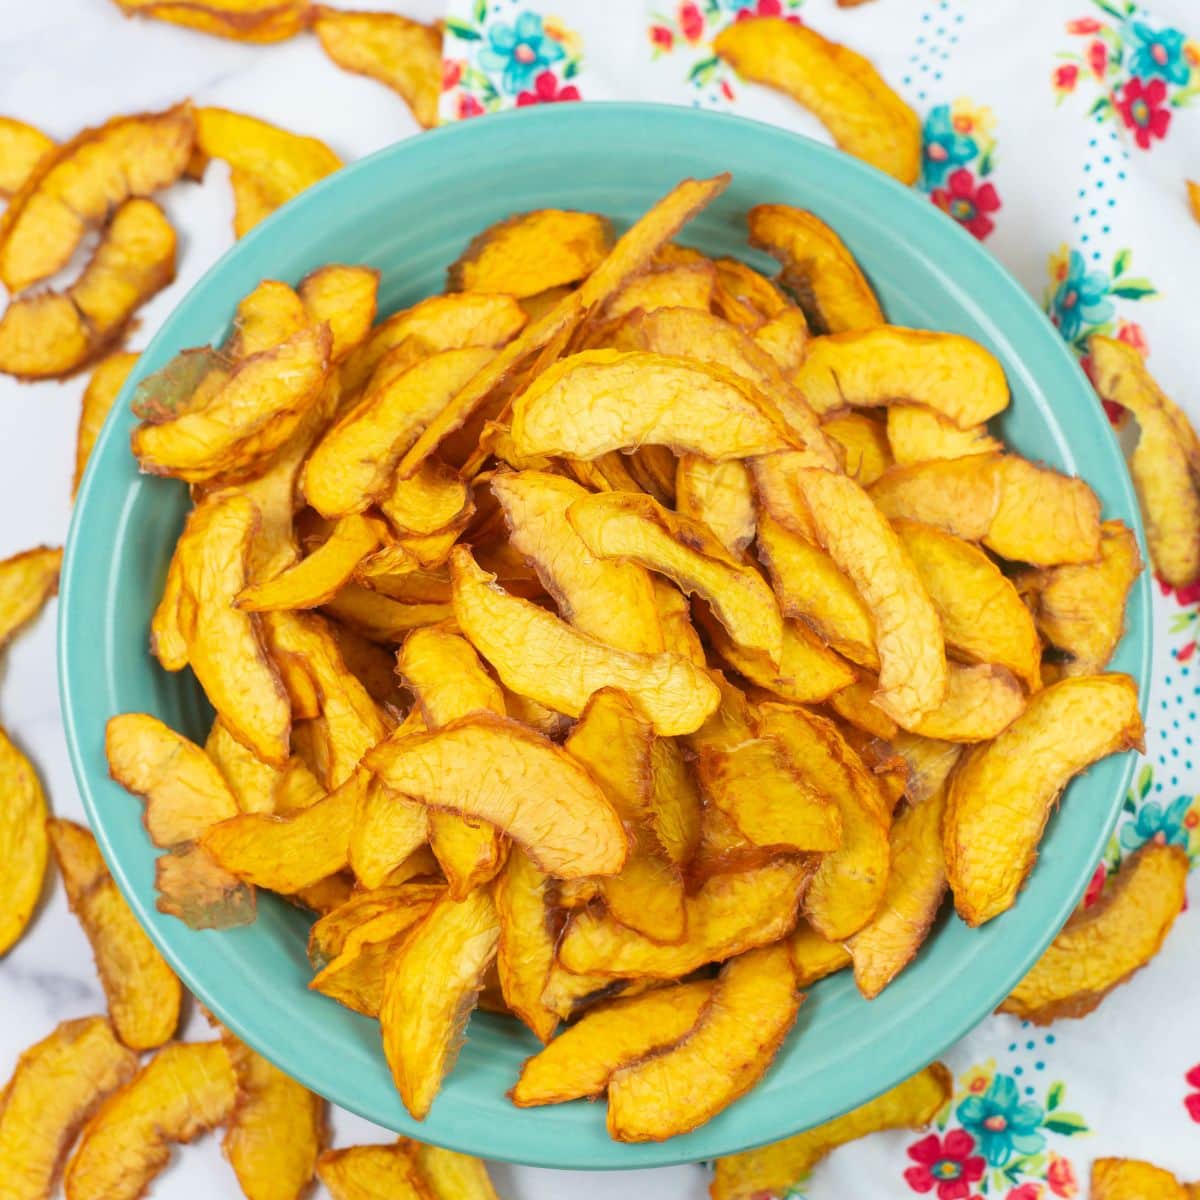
1184 39 1200 68
543 16 583 58
956 1058 996 1101
951 98 996 137
1049 243 1071 286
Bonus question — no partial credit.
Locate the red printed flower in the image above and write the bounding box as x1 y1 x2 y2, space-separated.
1007 1186 1044 1200
1116 77 1171 150
720 78 736 101
905 1131 986 1200
516 70 580 106
1185 1064 1200 1122
1083 861 1107 907
442 58 463 91
1088 39 1108 78
678 1 704 42
649 24 674 50
1054 63 1080 92
1067 17 1102 34
735 0 802 20
1116 319 1148 355
1048 1153 1079 1197
930 169 1001 240
457 93 484 119
1160 577 1200 607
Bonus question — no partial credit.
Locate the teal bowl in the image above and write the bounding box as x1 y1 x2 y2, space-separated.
60 104 1151 1170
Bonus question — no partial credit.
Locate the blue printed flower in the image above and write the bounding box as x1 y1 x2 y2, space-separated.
477 12 565 96
956 1074 1045 1167
1120 794 1195 852
921 105 977 187
1049 250 1113 341
1125 21 1191 86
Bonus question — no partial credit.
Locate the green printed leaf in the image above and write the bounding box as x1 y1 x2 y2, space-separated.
1087 95 1113 117
1111 282 1157 299
563 58 580 79
1047 1081 1065 1111
688 55 720 83
446 18 482 41
1113 248 1130 277
1138 762 1154 797
1044 1111 1089 1134
1092 0 1126 19
473 0 487 22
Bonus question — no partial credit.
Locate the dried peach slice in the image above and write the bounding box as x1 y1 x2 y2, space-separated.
450 548 719 736
0 103 193 293
317 1143 430 1200
887 405 1000 466
111 0 309 42
74 353 138 496
0 1017 137 1200
494 849 559 1042
380 887 500 1119
795 327 1008 427
747 205 883 334
305 347 496 517
1018 519 1141 675
511 980 714 1107
714 19 920 183
787 921 852 985
676 455 757 556
0 197 176 380
492 469 663 654
408 1142 501 1200
221 1034 326 1200
1090 334 1200 586
298 264 378 363
1000 842 1187 1022
569 491 783 663
944 674 1143 925
365 712 626 879
0 728 47 956
0 116 52 197
606 942 801 1142
893 518 1042 691
1091 1158 1190 1200
448 209 612 297
0 545 61 651
846 786 947 998
711 1062 951 1198
909 663 1026 743
236 514 383 612
47 819 182 1049
64 1041 237 1200
132 325 331 483
511 349 797 462
558 858 812 979
312 8 442 129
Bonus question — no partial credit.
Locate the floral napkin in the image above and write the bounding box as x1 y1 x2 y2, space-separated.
439 0 1200 1193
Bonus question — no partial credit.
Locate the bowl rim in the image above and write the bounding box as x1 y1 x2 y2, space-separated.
59 101 1153 1170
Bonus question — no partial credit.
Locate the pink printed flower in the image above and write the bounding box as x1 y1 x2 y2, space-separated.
1048 1153 1079 1197
678 1 704 42
735 0 803 20
516 70 580 106
1116 319 1149 355
905 1131 986 1200
931 169 1001 240
1116 77 1171 150
442 59 464 91
1067 17 1102 34
1088 39 1108 78
1083 862 1107 907
457 93 485 119
1161 577 1200 607
1054 63 1080 93
1185 1065 1200 1122
649 24 674 51
1007 1186 1044 1200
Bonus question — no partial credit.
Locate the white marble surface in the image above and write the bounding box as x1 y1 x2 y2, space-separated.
0 2 702 1195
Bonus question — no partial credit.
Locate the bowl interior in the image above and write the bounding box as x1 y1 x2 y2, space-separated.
61 103 1151 1170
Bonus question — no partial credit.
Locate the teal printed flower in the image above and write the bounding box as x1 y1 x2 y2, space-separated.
477 12 565 96
1125 21 1191 86
1119 793 1195 852
1049 250 1113 341
921 105 977 187
956 1075 1045 1167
